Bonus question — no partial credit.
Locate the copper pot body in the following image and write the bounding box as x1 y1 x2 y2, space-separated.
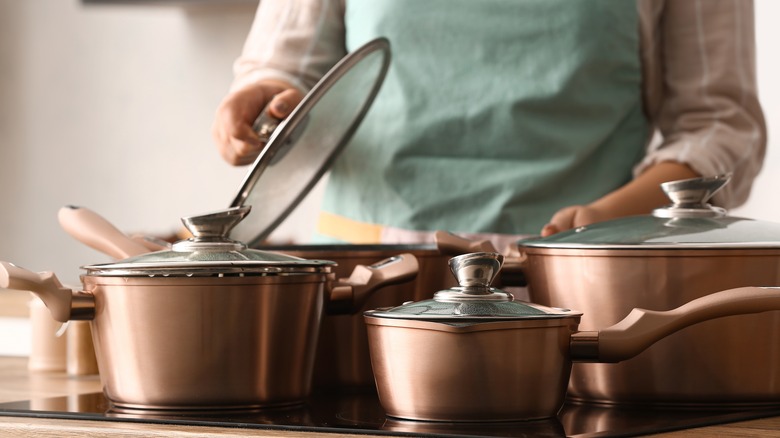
523 247 780 406
276 245 455 388
364 317 578 421
82 273 327 409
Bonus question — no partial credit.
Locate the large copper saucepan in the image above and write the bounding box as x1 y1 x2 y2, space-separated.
511 175 780 406
1 206 418 410
364 252 780 422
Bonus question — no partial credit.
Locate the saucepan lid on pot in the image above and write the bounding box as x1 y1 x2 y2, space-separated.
519 174 780 250
227 38 392 247
365 252 580 322
82 206 335 277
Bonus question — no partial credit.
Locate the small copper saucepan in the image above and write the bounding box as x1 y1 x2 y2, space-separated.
364 252 780 422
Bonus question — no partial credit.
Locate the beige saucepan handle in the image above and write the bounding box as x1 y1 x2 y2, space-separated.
571 286 780 363
58 206 151 260
0 261 94 322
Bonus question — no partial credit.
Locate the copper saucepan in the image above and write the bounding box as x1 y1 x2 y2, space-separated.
0 206 418 409
509 175 780 406
364 252 780 422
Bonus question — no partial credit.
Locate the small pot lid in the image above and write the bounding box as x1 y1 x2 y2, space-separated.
365 252 580 321
520 174 780 250
227 38 392 247
83 206 335 277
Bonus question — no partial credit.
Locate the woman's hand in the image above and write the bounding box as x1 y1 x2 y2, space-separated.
212 80 304 166
540 161 700 237
540 205 610 237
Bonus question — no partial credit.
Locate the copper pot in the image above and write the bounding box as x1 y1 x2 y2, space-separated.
364 252 780 422
0 207 418 409
514 175 780 406
272 244 454 388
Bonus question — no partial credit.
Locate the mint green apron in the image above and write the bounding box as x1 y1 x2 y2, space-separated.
319 0 648 240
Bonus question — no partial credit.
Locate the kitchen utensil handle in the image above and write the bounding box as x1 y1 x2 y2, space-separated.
572 286 780 363
433 231 499 254
0 261 93 322
58 206 150 259
327 253 419 314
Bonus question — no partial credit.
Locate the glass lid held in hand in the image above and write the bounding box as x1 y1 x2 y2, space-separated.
227 38 392 247
366 252 579 321
82 206 335 277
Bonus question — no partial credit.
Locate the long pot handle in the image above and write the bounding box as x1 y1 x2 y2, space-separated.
58 205 151 260
0 261 94 322
571 286 780 363
327 253 419 314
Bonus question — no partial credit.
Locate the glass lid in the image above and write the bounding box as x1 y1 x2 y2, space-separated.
366 252 580 321
83 207 335 277
520 175 780 250
228 38 392 247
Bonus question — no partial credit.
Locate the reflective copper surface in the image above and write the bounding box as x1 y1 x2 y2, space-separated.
524 247 780 406
82 274 327 409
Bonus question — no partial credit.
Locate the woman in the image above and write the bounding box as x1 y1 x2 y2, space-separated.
212 0 765 248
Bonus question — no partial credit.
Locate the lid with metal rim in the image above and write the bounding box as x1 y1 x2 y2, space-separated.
82 206 335 277
365 252 580 321
519 174 780 250
227 38 392 247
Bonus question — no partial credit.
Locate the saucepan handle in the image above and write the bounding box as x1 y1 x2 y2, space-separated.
433 231 499 254
571 286 780 363
58 206 150 259
327 253 419 314
0 261 94 322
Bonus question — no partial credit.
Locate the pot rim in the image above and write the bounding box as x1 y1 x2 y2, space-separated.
364 313 581 332
81 260 335 277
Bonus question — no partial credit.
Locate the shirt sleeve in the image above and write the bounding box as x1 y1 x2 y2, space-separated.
637 0 766 208
230 0 347 94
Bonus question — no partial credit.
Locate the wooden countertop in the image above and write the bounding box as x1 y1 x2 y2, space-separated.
1 356 779 437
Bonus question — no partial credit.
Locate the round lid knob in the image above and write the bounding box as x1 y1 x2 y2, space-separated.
172 206 251 252
449 252 503 290
653 174 730 218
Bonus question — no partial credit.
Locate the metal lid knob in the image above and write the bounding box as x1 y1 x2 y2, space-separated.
653 174 730 218
449 252 503 289
433 252 509 301
173 206 251 251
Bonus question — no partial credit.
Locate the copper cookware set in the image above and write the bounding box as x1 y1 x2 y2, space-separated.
2 30 780 421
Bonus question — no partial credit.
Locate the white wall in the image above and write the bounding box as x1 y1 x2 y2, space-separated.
732 0 780 221
0 0 777 288
0 0 325 286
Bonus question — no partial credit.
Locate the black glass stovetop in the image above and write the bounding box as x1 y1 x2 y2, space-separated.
1 389 779 438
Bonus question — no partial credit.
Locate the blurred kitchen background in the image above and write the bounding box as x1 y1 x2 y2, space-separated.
0 0 778 354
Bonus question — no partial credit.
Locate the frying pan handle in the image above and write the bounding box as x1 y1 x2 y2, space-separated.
58 206 150 260
327 253 419 314
0 261 94 322
571 286 780 363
